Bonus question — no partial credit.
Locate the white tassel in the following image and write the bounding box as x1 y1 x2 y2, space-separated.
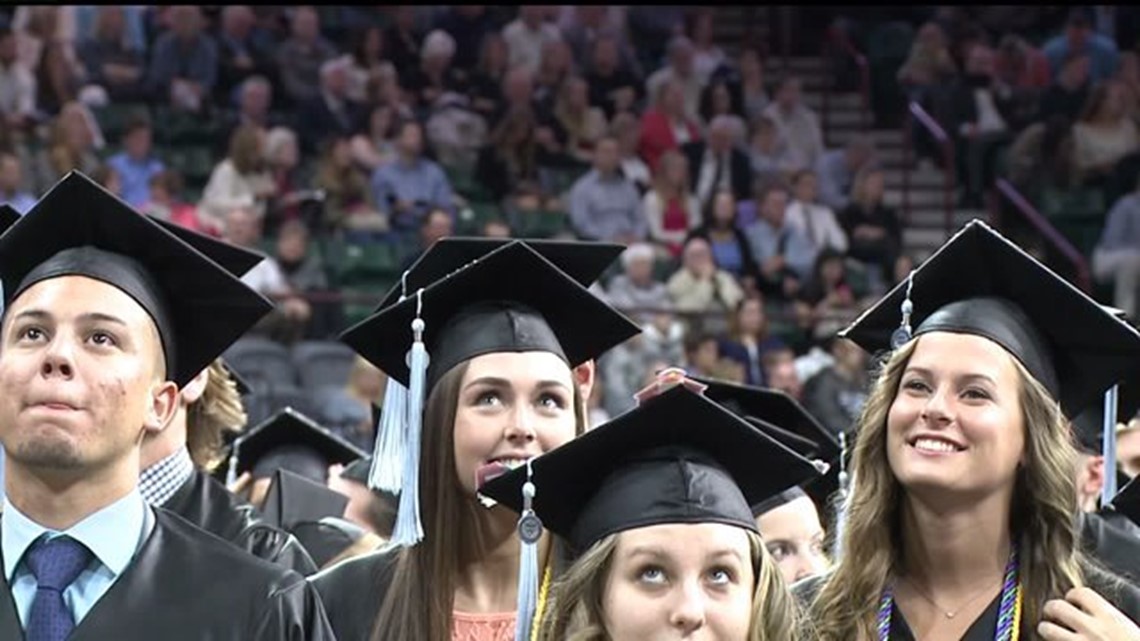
369 375 408 493
832 431 850 562
514 461 542 641
390 291 429 547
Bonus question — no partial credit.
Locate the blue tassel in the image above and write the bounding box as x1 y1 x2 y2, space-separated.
390 295 429 547
369 375 408 493
514 465 542 641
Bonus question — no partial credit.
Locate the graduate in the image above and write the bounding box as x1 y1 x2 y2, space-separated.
479 373 823 640
310 239 640 641
0 172 334 640
798 219 1140 640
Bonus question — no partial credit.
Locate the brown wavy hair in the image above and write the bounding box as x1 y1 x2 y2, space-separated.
188 360 249 472
808 338 1086 641
537 530 803 641
371 359 586 641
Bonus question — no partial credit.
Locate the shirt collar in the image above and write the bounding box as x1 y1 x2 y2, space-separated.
139 446 195 507
3 488 146 581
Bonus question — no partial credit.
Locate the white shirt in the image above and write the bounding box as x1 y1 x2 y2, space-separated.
696 149 732 206
785 200 849 253
241 257 290 296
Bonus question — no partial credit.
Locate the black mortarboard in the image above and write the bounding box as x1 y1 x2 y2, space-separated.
221 358 252 395
261 468 350 531
479 384 823 552
1072 380 1140 453
151 217 266 276
341 240 640 389
1110 476 1140 527
229 407 367 480
0 204 21 233
751 486 810 518
0 172 273 386
840 220 1140 417
375 238 624 310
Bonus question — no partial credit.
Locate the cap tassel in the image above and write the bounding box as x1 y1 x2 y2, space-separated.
1102 385 1120 505
369 374 408 492
890 270 916 349
390 288 429 547
514 459 543 641
832 431 850 562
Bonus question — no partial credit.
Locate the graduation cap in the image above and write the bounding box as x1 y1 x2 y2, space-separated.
840 219 1140 418
226 407 367 485
0 172 273 386
479 382 822 639
339 240 641 548
1072 379 1140 453
374 237 624 311
220 358 252 396
0 204 21 233
261 468 350 531
150 217 266 277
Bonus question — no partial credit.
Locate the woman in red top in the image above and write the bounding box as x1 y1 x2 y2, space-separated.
642 149 701 256
638 79 702 171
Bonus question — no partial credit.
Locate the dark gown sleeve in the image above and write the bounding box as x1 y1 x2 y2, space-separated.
1079 511 1140 586
309 548 400 641
250 577 337 640
237 522 321 576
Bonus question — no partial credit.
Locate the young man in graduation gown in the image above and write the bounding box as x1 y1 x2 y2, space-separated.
0 172 334 640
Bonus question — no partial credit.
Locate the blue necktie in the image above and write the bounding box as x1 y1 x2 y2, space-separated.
24 535 93 641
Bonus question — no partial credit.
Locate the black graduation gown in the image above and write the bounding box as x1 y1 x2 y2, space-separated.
0 510 336 640
163 469 319 575
309 548 399 641
1080 510 1140 585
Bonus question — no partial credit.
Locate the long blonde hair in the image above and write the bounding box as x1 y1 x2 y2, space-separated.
537 529 802 641
809 337 1086 641
189 359 249 472
372 359 586 641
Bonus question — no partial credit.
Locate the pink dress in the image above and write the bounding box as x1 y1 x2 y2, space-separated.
451 611 516 641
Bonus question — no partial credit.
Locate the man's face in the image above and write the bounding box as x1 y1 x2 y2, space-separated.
242 83 271 117
594 139 619 173
124 127 152 159
0 276 172 476
421 211 453 247
224 210 261 248
398 123 424 157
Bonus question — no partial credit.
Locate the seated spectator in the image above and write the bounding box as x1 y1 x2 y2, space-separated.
1005 115 1079 192
646 36 704 121
684 331 743 382
994 33 1051 90
698 79 747 144
684 115 752 211
226 206 312 345
735 47 770 123
503 6 561 74
605 242 671 316
585 34 642 119
1040 52 1092 124
490 66 538 132
1092 173 1140 319
297 56 367 155
369 118 455 232
1043 10 1119 84
481 218 512 239
34 101 101 193
559 6 632 73
748 114 797 182
475 105 548 208
1073 80 1140 187
435 6 494 74
314 135 385 237
839 166 902 289
688 188 760 284
107 116 165 207
534 39 575 109
0 151 35 214
600 322 684 418
275 219 340 340
275 6 337 107
345 25 387 104
666 235 745 315
946 44 1017 208
264 126 311 231
146 6 217 113
553 75 608 165
400 207 454 269
214 5 277 107
639 79 702 172
349 103 399 172
746 182 817 301
687 10 726 84
896 22 958 101
568 136 646 242
77 6 148 103
425 96 489 181
814 134 875 211
802 337 868 439
762 347 803 402
199 124 276 230
642 150 700 255
719 294 786 387
793 248 860 342
611 112 651 192
90 162 122 196
405 30 466 113
18 7 84 116
468 32 509 121
383 6 422 82
786 168 848 254
763 76 825 171
316 355 385 452
0 27 37 133
140 169 205 233
73 5 147 58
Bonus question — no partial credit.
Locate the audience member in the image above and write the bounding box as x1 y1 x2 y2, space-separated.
1092 173 1140 319
107 116 165 207
0 151 34 214
369 118 455 232
199 124 275 229
802 337 868 439
605 242 672 315
1040 52 1093 124
1043 10 1119 84
1073 79 1140 188
666 235 745 315
748 114 797 182
297 56 366 153
345 25 388 104
793 248 861 342
684 114 752 211
719 294 786 386
383 6 422 81
638 79 702 171
814 134 875 211
699 79 747 143
746 181 817 301
552 75 608 165
763 76 825 171
33 101 101 193
468 32 510 121
0 27 37 132
276 6 337 107
435 6 495 73
786 168 849 254
568 136 646 242
839 166 902 289
405 29 465 112
146 6 217 113
688 10 726 84
896 22 958 100
646 36 704 120
226 206 312 344
77 6 148 103
502 6 561 75
947 44 1017 208
349 103 399 172
315 135 385 237
762 347 803 401
611 112 651 192
688 188 760 284
534 39 574 108
140 169 204 233
215 5 277 107
642 149 701 255
994 33 1051 90
584 34 642 119
475 106 547 208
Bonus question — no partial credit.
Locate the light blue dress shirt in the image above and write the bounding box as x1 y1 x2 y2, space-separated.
2 489 153 629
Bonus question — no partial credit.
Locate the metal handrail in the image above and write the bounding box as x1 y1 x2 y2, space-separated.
821 24 871 145
902 101 956 235
991 179 1093 293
